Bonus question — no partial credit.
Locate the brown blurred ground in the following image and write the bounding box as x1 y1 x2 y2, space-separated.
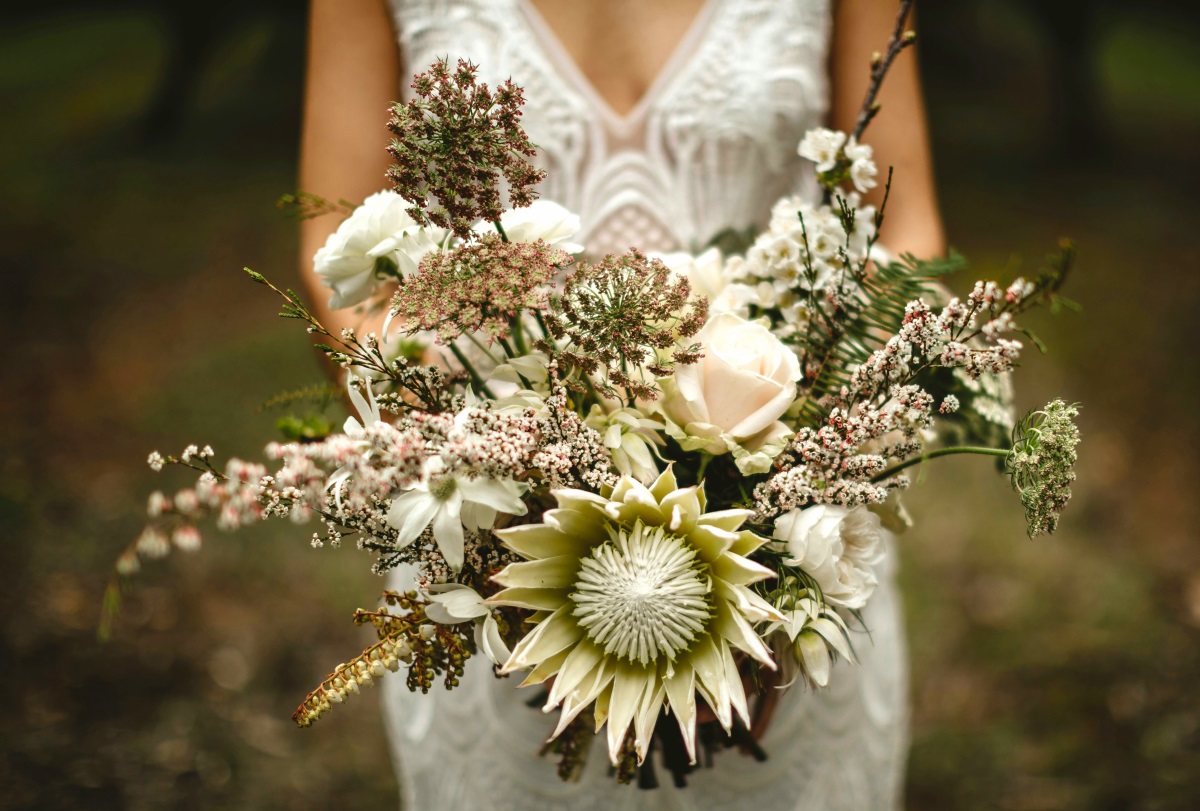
2 2 1199 809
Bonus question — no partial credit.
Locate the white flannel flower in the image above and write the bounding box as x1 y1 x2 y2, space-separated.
583 405 665 484
387 457 528 571
765 589 857 688
424 584 511 665
313 191 445 309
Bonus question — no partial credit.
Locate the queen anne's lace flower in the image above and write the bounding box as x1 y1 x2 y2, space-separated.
489 469 784 765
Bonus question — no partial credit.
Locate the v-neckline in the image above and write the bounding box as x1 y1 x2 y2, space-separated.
517 0 720 129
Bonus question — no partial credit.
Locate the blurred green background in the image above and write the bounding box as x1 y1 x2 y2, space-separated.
3 1 1199 808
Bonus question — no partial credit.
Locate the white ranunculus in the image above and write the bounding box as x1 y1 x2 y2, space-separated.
772 505 885 610
659 312 801 474
486 200 584 254
313 191 444 310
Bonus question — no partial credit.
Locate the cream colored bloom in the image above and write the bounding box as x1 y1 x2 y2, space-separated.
313 190 445 309
489 469 783 766
424 583 511 666
659 313 801 474
583 405 665 484
481 200 584 254
772 505 885 610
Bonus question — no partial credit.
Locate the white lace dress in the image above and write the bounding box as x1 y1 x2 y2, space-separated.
380 1 910 808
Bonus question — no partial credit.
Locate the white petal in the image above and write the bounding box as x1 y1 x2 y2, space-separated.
431 497 466 570
387 491 440 548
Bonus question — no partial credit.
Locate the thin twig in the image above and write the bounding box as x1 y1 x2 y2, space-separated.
851 0 917 142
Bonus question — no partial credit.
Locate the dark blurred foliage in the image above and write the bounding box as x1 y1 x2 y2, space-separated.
2 1 1199 808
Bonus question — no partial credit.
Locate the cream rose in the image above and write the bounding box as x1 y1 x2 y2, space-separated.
659 312 801 473
772 504 885 610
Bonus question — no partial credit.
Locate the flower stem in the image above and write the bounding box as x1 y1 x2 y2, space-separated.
871 446 1009 482
447 342 496 399
492 219 509 242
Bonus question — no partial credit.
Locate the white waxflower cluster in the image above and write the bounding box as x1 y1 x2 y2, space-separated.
726 193 878 338
798 127 879 193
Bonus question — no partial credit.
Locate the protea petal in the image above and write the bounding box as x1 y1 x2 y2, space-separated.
495 524 575 560
606 665 650 764
486 586 568 611
664 667 698 763
491 555 578 589
502 605 579 672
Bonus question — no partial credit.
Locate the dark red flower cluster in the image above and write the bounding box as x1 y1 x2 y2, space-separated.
390 234 567 344
545 249 708 401
386 59 546 238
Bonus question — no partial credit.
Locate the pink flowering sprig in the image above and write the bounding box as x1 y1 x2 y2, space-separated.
758 245 1078 519
390 234 569 345
754 384 933 518
832 245 1075 415
386 58 546 239
542 249 708 403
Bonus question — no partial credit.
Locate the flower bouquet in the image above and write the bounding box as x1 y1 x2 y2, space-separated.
109 4 1080 789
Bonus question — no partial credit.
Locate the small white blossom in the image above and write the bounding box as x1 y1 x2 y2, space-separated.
844 137 878 192
798 128 847 173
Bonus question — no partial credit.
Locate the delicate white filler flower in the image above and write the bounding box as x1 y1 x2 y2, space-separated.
489 469 784 766
659 312 801 474
844 137 878 193
772 505 885 610
313 190 445 309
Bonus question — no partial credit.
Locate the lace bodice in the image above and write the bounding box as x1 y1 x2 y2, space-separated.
380 2 910 808
389 0 830 257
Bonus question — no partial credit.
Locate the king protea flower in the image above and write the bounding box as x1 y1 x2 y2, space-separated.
488 468 784 765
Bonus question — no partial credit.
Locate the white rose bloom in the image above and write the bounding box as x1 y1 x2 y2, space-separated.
772 504 885 610
487 200 584 254
659 312 801 474
313 190 444 309
798 127 847 173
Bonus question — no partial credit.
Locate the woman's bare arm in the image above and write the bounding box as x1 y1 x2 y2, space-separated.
830 0 945 260
299 0 401 333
